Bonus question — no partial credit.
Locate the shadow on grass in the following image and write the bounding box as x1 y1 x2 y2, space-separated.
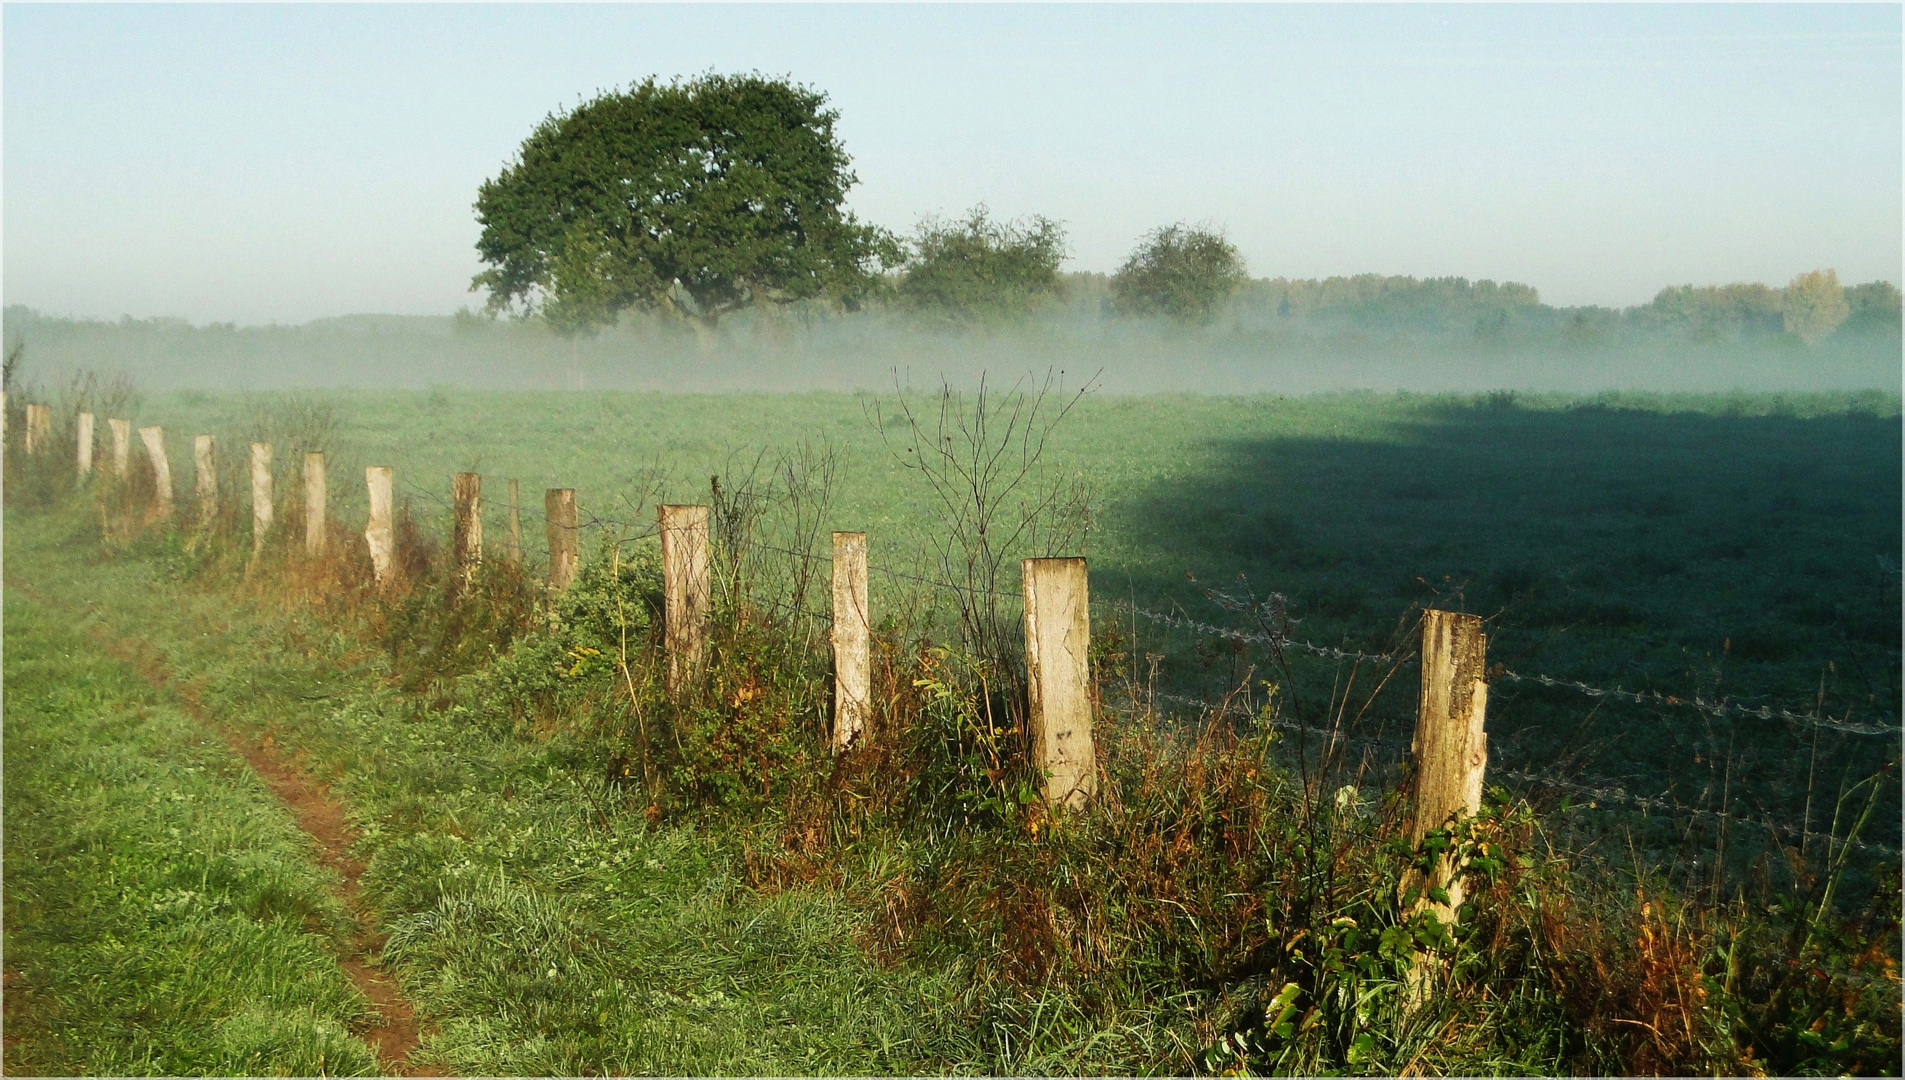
1106 396 1902 850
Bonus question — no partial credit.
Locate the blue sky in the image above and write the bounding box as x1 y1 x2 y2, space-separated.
5 3 1899 324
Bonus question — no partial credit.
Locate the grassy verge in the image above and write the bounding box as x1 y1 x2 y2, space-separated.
1 589 377 1076
5 424 1899 1076
4 505 988 1075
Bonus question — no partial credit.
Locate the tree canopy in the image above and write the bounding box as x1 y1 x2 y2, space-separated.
1782 269 1851 345
895 206 1068 322
471 74 898 334
1109 223 1247 322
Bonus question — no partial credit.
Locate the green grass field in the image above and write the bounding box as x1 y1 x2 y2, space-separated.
116 386 1904 840
2 590 378 1075
6 386 1901 1074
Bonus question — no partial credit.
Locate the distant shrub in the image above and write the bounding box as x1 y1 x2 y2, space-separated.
896 206 1067 323
1109 222 1248 323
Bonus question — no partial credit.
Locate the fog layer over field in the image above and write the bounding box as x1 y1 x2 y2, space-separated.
7 273 1900 395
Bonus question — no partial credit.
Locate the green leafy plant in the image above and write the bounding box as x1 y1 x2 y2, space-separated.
1109 222 1248 323
896 205 1068 324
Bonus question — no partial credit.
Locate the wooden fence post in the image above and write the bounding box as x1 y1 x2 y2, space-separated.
1402 609 1490 998
364 467 395 584
659 504 710 696
452 472 482 578
194 436 216 524
250 442 273 551
545 488 578 592
507 478 523 567
1023 557 1096 810
24 404 49 455
109 419 132 477
304 453 326 554
77 412 95 476
831 532 871 753
138 426 172 519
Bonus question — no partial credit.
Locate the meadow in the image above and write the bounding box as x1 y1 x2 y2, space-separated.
129 385 1904 833
4 383 1900 1074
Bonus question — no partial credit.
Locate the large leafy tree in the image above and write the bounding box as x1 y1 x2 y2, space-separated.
1110 223 1247 323
472 74 899 334
896 205 1068 323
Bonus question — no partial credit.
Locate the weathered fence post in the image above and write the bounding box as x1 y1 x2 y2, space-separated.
507 478 523 567
1023 557 1096 809
138 426 172 519
109 419 132 477
545 488 578 592
452 472 482 579
659 504 710 696
194 436 216 524
303 453 326 555
831 532 871 753
250 442 273 551
1402 608 1490 1000
24 404 49 455
364 467 395 584
77 412 95 476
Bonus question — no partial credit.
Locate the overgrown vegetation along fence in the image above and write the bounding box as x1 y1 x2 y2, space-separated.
15 394 1900 856
6 392 1900 1075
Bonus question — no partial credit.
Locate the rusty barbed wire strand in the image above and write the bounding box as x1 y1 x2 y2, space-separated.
1490 667 1899 737
1141 685 1899 857
1129 600 1897 739
1129 605 1415 665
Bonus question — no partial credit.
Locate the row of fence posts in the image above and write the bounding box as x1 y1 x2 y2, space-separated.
14 402 1494 983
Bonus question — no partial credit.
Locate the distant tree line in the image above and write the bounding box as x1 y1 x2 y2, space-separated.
467 73 1896 349
1212 271 1899 347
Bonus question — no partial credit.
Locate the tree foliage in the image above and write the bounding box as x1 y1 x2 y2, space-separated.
1782 269 1851 345
1109 223 1248 322
896 206 1068 322
471 74 899 335
1232 274 1541 337
1627 282 1786 340
1843 280 1903 335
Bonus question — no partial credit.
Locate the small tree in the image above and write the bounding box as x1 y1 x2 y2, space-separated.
1109 223 1247 323
1781 269 1851 345
471 74 900 335
896 205 1068 323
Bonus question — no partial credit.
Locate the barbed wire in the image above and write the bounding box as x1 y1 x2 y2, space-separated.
390 467 1896 743
1495 767 1900 857
1139 679 1900 858
1129 605 1415 665
748 539 1026 600
1491 667 1899 738
1140 686 1409 758
1127 595 1897 740
92 428 1905 868
396 476 663 544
